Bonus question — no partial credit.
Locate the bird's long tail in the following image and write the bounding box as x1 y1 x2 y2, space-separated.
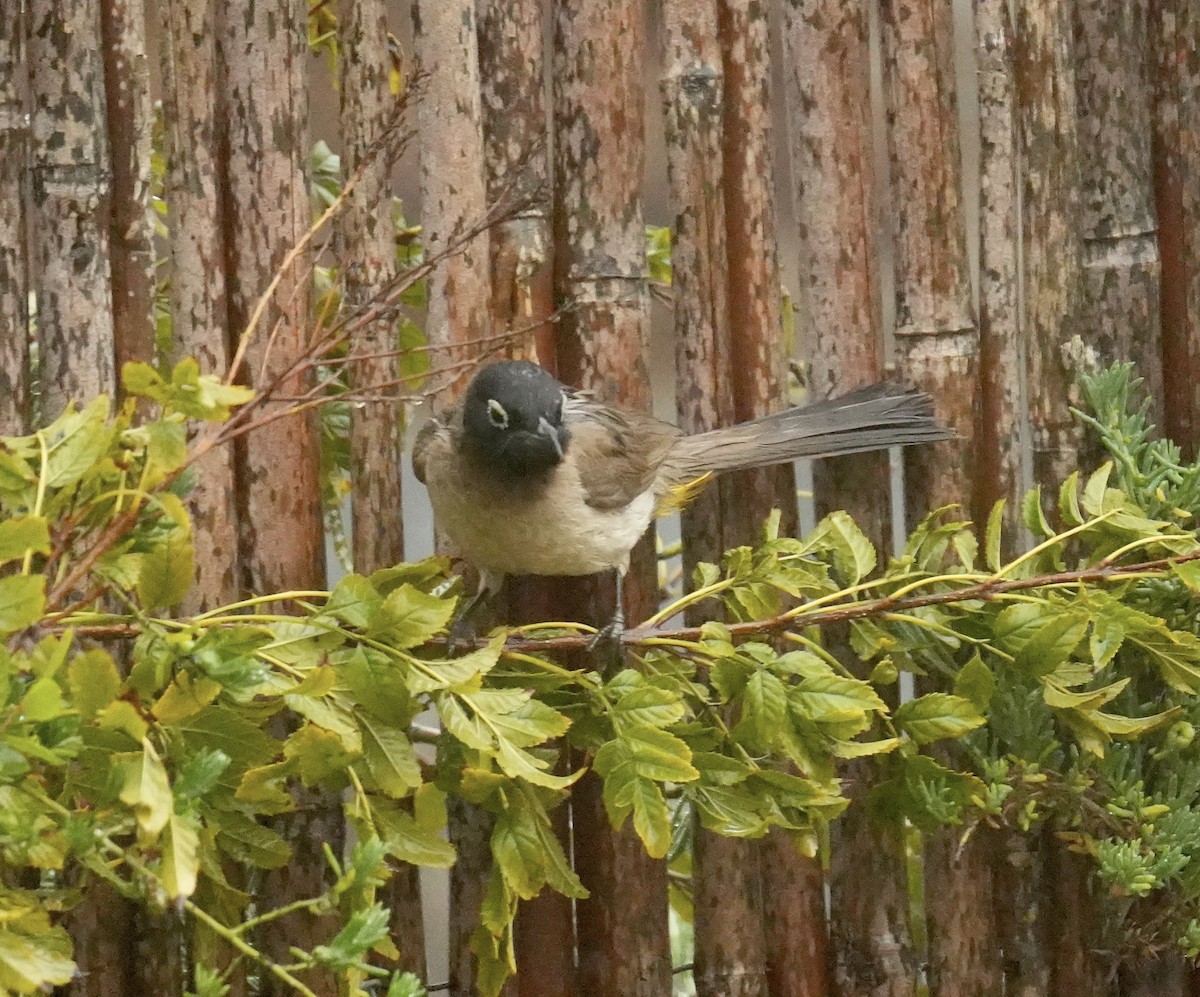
660 382 949 485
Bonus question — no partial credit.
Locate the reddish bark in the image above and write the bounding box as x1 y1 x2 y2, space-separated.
0 0 29 435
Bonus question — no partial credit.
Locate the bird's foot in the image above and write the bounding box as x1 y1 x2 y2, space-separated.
586 612 625 671
445 613 478 657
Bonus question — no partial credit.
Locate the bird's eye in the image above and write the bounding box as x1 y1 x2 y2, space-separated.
487 399 509 429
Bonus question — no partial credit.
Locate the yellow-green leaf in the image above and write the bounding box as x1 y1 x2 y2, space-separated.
0 576 44 634
894 693 985 745
161 813 200 899
0 517 50 565
67 649 122 719
138 528 194 610
120 739 172 837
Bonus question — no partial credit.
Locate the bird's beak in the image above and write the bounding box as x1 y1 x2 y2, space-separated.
537 416 564 459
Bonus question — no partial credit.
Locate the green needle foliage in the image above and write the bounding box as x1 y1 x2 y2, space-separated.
2 361 1200 993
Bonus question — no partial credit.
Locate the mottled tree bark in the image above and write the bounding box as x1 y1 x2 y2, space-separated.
1017 0 1085 495
554 1 671 993
64 880 136 997
1048 843 1116 997
27 0 117 420
338 0 425 979
782 3 914 994
216 1 333 992
974 0 1025 547
1074 0 1162 427
662 4 768 995
1151 0 1200 459
996 830 1052 997
880 1 993 994
161 0 241 619
416 0 492 401
0 0 29 435
100 0 156 380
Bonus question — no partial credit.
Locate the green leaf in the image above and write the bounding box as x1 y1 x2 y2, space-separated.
1020 487 1054 539
894 693 985 745
360 716 422 797
494 739 579 790
0 576 45 634
611 684 685 729
162 812 200 899
67 649 122 719
1042 677 1129 711
630 777 671 858
741 669 787 749
371 584 455 648
376 798 457 868
120 739 172 837
311 905 390 971
1081 462 1113 516
814 510 876 584
0 517 50 565
954 654 996 712
283 724 355 787
831 737 902 758
1058 471 1084 526
138 528 195 610
619 725 699 783
325 573 382 630
153 672 222 725
41 397 111 488
1172 560 1200 592
985 499 1005 571
0 921 76 992
20 677 66 722
793 673 887 722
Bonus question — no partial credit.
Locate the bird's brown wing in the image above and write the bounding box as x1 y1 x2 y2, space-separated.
411 406 458 484
564 395 682 510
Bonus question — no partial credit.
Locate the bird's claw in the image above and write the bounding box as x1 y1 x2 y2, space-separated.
586 614 625 671
445 614 478 657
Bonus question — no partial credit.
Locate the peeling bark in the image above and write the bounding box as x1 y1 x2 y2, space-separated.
27 0 117 420
0 0 30 435
974 0 1025 548
1074 0 1162 428
416 0 492 400
1151 0 1200 458
161 0 240 617
100 0 156 379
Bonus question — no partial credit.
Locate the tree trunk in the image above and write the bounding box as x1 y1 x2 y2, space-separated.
1048 843 1115 996
0 0 29 435
415 0 492 401
554 1 670 993
782 3 914 993
215 1 333 993
973 0 1025 545
1151 0 1200 459
478 0 554 368
1017 0 1085 495
1073 0 1162 426
338 0 425 980
100 0 156 381
160 0 241 621
28 0 117 421
996 828 1052 997
880 1 992 993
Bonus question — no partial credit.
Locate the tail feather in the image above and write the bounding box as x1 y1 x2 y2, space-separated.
661 383 949 484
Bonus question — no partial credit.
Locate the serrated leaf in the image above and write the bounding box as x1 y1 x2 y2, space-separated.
1021 487 1054 539
612 685 685 729
360 716 422 797
138 527 194 610
41 397 111 488
371 584 455 648
1089 707 1180 739
1172 560 1200 592
0 517 50 565
1058 471 1083 526
1042 677 1129 711
793 673 887 722
815 510 876 584
831 737 902 758
283 724 355 786
407 637 503 694
894 693 985 744
1011 614 1088 678
1081 462 1113 516
0 922 76 991
97 700 149 742
494 739 579 790
630 777 671 858
954 654 996 712
19 677 66 722
67 649 122 719
120 739 172 837
619 725 699 783
0 576 44 634
152 673 222 724
325 573 382 630
215 810 292 868
985 499 1006 571
161 812 199 899
742 670 787 749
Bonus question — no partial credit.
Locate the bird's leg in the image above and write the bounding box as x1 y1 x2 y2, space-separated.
447 570 502 655
586 568 626 666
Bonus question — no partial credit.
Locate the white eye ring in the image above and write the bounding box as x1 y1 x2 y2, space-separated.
487 399 509 429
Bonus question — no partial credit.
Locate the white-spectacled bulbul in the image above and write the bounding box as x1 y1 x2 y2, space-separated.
413 359 948 642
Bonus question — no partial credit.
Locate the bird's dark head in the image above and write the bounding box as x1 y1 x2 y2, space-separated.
461 361 570 475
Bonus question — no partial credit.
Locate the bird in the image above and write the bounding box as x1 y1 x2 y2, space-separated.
412 359 948 646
